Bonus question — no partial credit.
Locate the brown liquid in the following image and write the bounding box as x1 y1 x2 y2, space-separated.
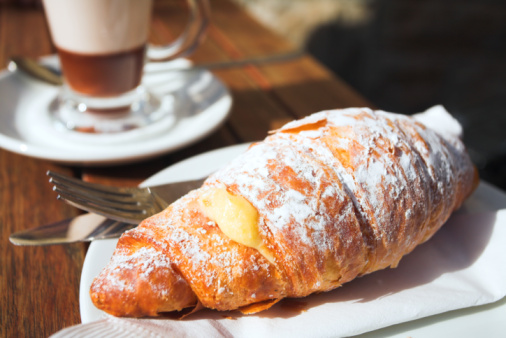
57 45 146 97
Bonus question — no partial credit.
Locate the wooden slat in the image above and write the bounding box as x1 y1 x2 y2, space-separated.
206 0 373 115
0 5 84 337
208 0 295 54
0 155 84 338
81 126 239 186
0 5 54 67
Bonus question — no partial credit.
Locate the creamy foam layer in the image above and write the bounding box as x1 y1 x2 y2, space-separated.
43 0 152 54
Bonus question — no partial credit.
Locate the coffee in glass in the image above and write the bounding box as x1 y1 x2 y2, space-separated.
42 0 210 133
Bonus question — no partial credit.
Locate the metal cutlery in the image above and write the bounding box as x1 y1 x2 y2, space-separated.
9 49 303 86
47 170 206 224
9 213 134 246
10 172 208 245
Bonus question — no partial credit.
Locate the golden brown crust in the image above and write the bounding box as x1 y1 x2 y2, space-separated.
90 107 478 317
89 237 198 316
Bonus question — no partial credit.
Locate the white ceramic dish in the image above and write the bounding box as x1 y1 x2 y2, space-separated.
0 56 232 165
80 144 506 337
80 143 249 321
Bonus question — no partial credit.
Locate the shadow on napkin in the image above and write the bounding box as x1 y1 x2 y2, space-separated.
53 211 503 337
250 211 497 319
175 211 497 321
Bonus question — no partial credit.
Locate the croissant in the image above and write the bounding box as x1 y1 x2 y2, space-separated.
90 106 478 317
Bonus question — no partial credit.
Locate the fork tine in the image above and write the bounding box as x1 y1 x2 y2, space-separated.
56 192 147 224
50 182 140 205
53 186 145 211
47 171 133 197
47 170 162 223
47 170 143 206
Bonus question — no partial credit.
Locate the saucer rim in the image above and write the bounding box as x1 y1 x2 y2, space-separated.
0 55 232 166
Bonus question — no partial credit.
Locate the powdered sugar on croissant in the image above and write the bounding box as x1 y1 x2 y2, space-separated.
90 106 478 317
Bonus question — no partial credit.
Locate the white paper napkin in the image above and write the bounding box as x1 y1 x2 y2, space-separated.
54 106 506 336
53 207 506 338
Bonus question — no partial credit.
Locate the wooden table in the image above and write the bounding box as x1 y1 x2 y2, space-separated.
0 0 371 336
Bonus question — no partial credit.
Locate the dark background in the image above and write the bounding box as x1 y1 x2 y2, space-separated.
306 0 506 190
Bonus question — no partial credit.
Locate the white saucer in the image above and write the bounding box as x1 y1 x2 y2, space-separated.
0 55 232 165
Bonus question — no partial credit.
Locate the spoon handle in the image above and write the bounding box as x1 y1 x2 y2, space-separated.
9 50 304 86
9 56 63 86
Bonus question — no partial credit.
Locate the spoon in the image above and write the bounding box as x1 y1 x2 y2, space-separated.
9 50 304 86
9 56 63 86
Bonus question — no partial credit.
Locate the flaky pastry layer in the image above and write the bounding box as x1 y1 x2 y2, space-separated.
90 107 478 317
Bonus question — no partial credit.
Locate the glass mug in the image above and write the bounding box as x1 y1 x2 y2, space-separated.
42 0 210 133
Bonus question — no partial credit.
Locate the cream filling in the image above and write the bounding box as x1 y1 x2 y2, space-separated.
199 187 274 264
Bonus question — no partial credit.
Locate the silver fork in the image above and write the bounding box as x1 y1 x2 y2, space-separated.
47 171 207 224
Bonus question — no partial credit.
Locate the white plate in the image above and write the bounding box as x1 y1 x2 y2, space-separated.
80 144 506 337
0 56 232 165
79 143 250 322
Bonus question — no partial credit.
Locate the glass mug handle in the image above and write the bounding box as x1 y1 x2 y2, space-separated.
147 0 210 61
